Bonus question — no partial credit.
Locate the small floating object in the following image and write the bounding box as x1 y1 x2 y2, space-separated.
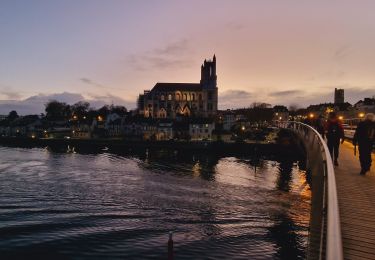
168 231 174 260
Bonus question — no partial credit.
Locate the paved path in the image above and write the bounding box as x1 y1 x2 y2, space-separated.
335 141 375 260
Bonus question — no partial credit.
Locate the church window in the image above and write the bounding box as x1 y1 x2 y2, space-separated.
168 94 172 101
183 94 187 101
176 93 180 101
161 95 165 101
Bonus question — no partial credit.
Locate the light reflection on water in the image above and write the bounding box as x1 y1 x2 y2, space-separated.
0 146 310 259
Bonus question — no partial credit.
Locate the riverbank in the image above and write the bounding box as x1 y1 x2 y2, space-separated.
0 135 302 158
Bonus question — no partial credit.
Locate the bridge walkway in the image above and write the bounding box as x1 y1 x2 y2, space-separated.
335 140 375 260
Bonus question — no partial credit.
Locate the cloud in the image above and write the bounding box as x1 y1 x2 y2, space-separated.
0 92 135 115
127 39 194 71
85 93 134 109
271 86 374 107
333 45 351 61
154 39 190 56
218 86 374 109
219 90 253 109
268 90 304 97
341 87 375 103
79 78 125 91
80 78 105 88
225 21 246 31
0 89 22 100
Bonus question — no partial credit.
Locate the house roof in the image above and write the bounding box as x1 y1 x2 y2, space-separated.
151 83 202 92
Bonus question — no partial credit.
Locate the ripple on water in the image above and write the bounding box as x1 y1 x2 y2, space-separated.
0 146 310 259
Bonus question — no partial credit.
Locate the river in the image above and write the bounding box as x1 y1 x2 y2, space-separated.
0 146 310 259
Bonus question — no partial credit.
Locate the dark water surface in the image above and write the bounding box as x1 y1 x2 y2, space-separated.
0 146 310 259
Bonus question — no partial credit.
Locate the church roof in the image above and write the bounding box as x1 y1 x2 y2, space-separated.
151 82 202 92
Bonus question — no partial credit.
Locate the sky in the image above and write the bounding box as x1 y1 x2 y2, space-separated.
0 0 374 114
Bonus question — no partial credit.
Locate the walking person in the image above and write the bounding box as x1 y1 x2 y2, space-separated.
325 112 344 166
316 115 325 139
353 113 375 175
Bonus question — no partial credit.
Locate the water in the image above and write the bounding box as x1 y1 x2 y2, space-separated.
0 146 310 259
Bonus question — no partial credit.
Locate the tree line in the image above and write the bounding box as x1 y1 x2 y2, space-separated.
2 100 128 123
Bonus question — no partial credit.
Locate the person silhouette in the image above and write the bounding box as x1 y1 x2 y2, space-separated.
353 113 375 175
325 112 344 166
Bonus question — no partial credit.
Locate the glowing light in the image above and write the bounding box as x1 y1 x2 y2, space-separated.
338 116 343 120
359 113 365 118
241 126 245 131
73 115 78 120
98 116 103 121
83 116 86 119
279 116 282 120
31 135 35 139
309 113 314 118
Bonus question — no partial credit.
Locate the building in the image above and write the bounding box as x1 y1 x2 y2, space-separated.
189 118 215 141
138 55 218 119
334 88 344 104
221 110 236 131
354 97 375 113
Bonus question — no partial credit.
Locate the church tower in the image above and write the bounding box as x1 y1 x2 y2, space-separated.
200 54 217 89
200 55 218 117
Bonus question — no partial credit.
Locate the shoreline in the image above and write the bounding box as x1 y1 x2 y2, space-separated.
0 136 301 158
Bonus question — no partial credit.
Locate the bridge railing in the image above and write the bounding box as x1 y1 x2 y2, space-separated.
276 121 343 260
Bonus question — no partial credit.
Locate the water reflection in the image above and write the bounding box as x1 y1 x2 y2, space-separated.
276 160 294 192
0 146 310 259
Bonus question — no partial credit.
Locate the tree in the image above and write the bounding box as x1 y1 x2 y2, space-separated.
45 100 70 121
110 105 127 116
273 105 288 112
7 110 19 121
71 101 90 118
97 105 110 117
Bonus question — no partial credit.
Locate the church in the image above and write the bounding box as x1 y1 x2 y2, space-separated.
137 55 218 119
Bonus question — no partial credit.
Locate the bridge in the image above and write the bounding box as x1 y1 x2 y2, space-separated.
281 121 375 260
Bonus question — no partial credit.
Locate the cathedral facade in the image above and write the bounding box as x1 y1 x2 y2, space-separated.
137 55 218 119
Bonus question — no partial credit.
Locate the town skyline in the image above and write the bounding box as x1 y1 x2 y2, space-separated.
1 0 375 114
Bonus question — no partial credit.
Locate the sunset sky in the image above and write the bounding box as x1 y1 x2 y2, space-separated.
0 0 374 114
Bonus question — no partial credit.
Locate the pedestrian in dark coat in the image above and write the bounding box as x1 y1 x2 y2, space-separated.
353 113 375 175
316 115 326 139
325 112 344 166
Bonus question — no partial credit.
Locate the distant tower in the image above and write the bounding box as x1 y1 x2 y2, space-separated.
334 88 344 104
200 54 218 117
200 54 217 89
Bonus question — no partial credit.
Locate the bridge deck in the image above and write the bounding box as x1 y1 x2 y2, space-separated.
335 141 375 260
